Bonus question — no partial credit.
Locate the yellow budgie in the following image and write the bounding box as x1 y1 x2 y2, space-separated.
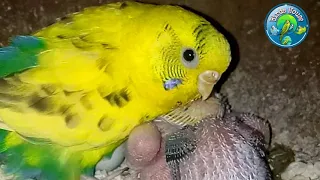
0 1 231 179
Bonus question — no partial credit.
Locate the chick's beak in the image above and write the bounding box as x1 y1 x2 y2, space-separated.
198 70 220 100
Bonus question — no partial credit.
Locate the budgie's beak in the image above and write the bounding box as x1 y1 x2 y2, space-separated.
198 70 220 101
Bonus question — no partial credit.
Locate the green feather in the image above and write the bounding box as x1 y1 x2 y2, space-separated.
0 36 45 78
0 130 97 180
0 130 122 180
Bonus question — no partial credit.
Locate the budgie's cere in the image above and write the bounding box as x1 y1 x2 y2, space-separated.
125 97 272 180
0 1 231 179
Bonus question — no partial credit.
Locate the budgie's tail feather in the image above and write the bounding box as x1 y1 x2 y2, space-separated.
0 130 91 180
0 36 45 78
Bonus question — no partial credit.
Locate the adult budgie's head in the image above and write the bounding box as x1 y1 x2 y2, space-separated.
120 2 231 108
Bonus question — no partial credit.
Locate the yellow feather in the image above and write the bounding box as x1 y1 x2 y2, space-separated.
0 1 231 169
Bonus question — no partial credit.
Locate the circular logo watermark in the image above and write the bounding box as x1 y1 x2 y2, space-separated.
264 3 309 48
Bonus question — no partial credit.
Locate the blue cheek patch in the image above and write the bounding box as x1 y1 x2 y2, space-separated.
164 78 182 90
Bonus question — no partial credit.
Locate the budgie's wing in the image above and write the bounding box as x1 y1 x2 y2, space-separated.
0 2 162 180
0 2 138 150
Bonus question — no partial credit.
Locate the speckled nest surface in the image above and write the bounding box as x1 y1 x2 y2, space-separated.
0 0 319 180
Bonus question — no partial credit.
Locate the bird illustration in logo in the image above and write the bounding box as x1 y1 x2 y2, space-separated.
281 36 292 45
295 25 307 35
279 20 291 41
270 25 279 35
289 24 294 31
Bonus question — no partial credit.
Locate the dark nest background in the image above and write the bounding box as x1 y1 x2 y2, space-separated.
0 0 319 179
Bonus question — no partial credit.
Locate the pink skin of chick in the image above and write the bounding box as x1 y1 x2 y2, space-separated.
125 100 272 180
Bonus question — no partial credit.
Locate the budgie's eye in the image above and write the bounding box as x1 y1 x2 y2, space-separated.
181 48 199 68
